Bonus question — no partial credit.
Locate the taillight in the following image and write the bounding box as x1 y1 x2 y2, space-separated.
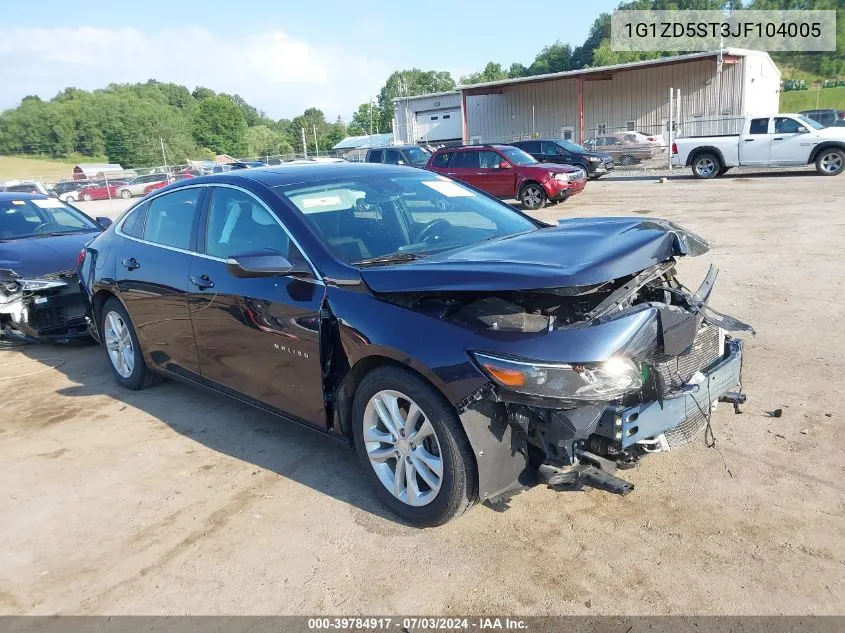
647 137 655 141
77 248 86 267
671 143 678 155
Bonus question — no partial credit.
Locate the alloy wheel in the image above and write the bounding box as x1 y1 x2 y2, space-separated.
695 157 716 177
820 151 843 174
521 185 544 209
362 389 443 507
104 310 134 379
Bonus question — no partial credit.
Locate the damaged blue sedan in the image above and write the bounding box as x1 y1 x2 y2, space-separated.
78 164 752 526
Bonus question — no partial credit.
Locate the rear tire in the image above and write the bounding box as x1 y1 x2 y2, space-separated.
519 182 547 210
100 297 162 390
620 155 637 166
82 193 93 201
691 152 720 179
119 189 131 199
815 148 844 176
352 366 477 527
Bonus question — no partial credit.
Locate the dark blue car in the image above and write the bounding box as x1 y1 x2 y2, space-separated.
0 192 111 342
78 164 751 526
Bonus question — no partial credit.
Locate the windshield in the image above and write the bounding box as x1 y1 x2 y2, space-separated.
497 146 537 166
275 173 537 265
559 140 589 153
0 197 100 240
796 115 824 130
405 146 432 165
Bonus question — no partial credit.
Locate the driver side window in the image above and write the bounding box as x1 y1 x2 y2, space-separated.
205 187 296 260
775 117 802 134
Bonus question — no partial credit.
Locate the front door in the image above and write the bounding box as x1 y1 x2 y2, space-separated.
476 150 516 197
769 116 813 165
187 185 327 428
115 188 204 378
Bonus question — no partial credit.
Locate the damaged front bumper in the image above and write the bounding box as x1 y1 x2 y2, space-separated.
592 336 743 451
0 271 91 343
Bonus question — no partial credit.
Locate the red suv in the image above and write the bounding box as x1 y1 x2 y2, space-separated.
425 144 586 210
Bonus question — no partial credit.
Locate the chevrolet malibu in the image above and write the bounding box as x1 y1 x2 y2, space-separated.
79 164 752 526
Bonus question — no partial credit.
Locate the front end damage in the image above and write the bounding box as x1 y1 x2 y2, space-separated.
0 268 90 343
379 251 753 502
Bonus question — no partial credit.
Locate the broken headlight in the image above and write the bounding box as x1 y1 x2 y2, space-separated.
472 352 643 401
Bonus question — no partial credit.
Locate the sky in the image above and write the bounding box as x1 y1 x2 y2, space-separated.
0 0 620 121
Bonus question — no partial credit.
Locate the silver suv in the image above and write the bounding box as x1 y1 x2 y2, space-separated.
115 173 170 199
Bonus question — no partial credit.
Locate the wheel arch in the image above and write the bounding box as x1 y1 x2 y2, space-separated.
808 142 845 164
686 146 725 168
332 351 460 441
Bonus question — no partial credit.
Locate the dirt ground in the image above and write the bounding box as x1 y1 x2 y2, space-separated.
1 169 843 615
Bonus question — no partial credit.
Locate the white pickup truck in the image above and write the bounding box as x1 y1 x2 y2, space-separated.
671 114 845 178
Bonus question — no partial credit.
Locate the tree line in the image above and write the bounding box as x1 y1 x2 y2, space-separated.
1 0 841 168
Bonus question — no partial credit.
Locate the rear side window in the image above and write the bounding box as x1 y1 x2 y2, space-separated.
121 203 147 238
749 118 769 134
452 151 479 169
521 141 540 153
367 150 383 163
143 188 201 250
431 152 453 168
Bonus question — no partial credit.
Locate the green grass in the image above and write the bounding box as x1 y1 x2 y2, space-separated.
0 154 105 182
780 86 845 113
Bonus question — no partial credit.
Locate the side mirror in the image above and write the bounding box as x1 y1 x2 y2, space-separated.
499 161 512 169
397 159 406 165
226 251 310 278
95 216 113 228
796 126 808 133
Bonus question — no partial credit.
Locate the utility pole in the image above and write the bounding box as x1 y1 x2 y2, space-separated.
369 101 373 136
301 127 307 158
159 138 169 176
313 125 319 157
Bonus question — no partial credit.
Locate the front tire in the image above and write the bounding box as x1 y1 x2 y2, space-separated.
100 297 161 390
82 193 93 201
119 189 131 199
692 152 720 179
352 366 477 526
519 183 547 210
816 148 844 176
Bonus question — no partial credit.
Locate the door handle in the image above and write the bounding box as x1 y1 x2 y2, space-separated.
121 257 140 271
445 171 456 175
744 139 755 142
190 274 214 290
773 137 783 141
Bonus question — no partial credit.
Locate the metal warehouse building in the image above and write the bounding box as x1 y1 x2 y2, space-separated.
393 49 780 146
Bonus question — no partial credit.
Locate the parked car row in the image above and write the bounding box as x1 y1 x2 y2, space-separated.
364 142 591 209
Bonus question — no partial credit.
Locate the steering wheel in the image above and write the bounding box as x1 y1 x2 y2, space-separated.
31 223 57 234
417 218 452 243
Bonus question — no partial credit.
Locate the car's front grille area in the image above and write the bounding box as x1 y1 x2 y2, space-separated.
651 323 724 448
652 323 722 390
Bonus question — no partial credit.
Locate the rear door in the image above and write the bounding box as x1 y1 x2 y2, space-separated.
448 150 480 188
476 150 516 197
187 185 327 427
114 187 204 378
740 117 771 164
770 116 813 165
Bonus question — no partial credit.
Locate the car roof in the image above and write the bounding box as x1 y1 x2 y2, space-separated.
160 162 423 189
368 145 421 151
0 192 47 200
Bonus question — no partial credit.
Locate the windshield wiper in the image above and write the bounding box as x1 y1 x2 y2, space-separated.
353 252 425 267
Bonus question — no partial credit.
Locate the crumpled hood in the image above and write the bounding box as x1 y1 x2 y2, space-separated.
361 217 709 293
0 231 97 278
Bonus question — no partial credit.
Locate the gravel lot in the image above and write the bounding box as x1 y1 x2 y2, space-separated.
1 169 843 615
